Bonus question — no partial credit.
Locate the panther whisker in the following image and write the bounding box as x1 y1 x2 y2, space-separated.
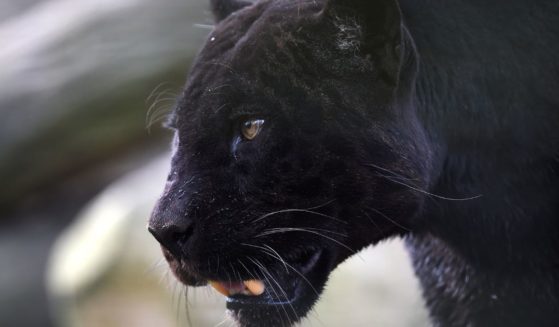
213 315 231 327
242 242 322 297
193 23 215 30
365 162 421 182
225 269 233 295
241 258 290 326
250 257 298 324
228 262 239 284
145 82 172 103
183 286 193 327
176 285 183 325
367 206 411 232
146 89 179 131
365 162 483 201
205 60 239 76
170 280 185 325
253 208 346 224
254 258 299 319
385 174 482 201
145 258 167 275
241 243 289 273
209 83 234 92
258 227 346 238
306 199 336 210
214 103 229 114
362 211 383 234
256 227 356 254
157 267 171 287
146 102 175 127
179 286 193 327
262 244 291 274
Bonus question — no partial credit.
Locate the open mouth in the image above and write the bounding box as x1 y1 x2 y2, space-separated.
216 248 333 326
157 238 344 327
209 248 330 308
164 244 336 326
209 279 266 297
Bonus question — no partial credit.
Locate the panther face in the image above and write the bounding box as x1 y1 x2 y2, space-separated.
149 0 432 325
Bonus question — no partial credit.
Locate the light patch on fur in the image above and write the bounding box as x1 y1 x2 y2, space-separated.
334 16 361 52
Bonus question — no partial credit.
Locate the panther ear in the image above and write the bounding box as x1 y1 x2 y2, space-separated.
321 0 403 85
210 0 252 22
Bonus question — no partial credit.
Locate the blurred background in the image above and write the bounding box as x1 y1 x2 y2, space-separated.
0 0 430 326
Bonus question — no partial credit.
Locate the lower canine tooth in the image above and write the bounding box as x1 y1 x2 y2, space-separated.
243 280 265 296
209 281 230 297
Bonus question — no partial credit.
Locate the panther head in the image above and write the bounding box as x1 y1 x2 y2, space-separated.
149 0 432 325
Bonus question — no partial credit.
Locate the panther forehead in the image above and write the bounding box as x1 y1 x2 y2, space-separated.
178 2 332 120
202 1 322 58
333 15 362 51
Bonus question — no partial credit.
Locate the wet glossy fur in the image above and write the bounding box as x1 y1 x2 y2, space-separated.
149 0 559 326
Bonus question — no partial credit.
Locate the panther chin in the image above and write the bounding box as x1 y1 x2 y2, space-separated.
164 246 336 326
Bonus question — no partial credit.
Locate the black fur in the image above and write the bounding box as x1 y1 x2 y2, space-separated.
149 0 559 326
210 0 252 22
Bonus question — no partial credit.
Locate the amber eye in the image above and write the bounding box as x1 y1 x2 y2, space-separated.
241 119 265 140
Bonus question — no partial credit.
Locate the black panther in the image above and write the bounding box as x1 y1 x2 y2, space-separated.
148 0 559 326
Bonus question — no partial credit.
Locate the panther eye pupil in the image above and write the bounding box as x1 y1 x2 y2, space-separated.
241 119 265 140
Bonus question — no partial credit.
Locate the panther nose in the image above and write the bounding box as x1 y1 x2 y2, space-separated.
148 208 194 258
